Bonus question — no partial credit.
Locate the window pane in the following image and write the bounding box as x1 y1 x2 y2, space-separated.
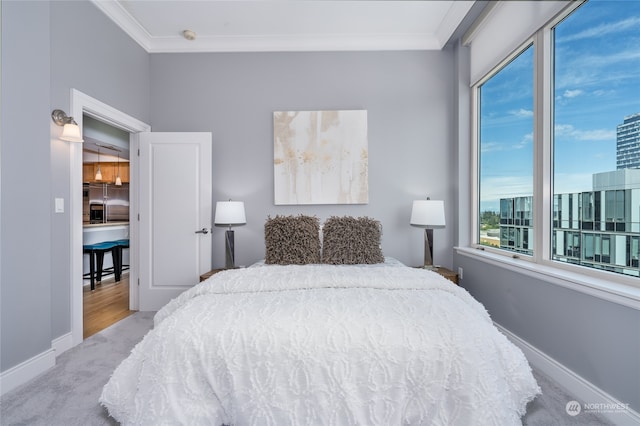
552 0 640 278
478 45 534 255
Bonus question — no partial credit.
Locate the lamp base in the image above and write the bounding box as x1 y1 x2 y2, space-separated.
224 229 235 269
422 228 435 269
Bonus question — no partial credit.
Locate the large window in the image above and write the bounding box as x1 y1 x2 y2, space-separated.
474 0 640 280
478 46 534 254
552 0 640 277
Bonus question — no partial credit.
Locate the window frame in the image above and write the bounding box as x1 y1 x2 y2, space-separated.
468 1 640 293
471 41 537 259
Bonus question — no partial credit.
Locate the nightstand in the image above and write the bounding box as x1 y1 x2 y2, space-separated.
415 266 459 284
199 268 227 282
433 267 458 284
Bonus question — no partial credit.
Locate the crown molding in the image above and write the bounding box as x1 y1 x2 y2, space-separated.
145 33 443 53
90 0 152 51
90 0 466 53
435 1 476 47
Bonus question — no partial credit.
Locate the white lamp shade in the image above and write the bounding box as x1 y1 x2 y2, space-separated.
410 199 446 228
214 201 246 226
60 123 84 142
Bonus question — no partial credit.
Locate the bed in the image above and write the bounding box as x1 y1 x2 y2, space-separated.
100 215 540 425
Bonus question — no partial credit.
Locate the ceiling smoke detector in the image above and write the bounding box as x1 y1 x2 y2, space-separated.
182 29 196 41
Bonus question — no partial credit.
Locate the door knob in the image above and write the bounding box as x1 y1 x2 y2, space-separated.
195 228 209 234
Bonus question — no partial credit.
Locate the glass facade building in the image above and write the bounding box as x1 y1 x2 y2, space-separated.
499 196 533 255
500 170 640 277
552 173 640 277
617 113 640 170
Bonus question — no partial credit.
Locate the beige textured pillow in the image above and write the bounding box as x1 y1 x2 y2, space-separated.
264 215 321 264
322 216 384 264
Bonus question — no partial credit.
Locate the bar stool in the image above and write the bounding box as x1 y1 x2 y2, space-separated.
83 241 120 291
114 239 130 275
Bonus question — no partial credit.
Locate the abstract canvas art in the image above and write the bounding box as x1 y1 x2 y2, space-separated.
273 110 368 205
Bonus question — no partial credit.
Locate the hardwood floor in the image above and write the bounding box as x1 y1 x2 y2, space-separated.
83 274 134 339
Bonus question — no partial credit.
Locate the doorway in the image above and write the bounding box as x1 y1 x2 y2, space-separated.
69 89 151 347
81 115 133 338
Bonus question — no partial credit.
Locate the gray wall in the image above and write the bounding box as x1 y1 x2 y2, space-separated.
1 0 53 371
149 51 457 269
0 0 150 371
454 254 640 411
48 0 150 339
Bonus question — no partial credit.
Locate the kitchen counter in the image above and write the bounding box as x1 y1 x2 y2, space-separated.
83 221 129 229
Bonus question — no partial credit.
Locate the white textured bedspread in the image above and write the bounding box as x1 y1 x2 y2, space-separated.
100 263 540 425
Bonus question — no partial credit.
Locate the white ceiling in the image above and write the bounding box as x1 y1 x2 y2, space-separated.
91 0 476 53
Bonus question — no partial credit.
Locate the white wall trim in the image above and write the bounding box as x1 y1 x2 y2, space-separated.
68 89 151 350
496 323 640 426
89 0 469 53
0 348 55 396
89 0 151 52
51 332 73 356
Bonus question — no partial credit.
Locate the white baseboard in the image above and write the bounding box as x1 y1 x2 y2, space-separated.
0 348 55 396
0 333 74 397
495 323 640 426
52 332 73 356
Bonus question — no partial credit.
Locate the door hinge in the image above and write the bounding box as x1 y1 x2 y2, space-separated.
137 278 140 286
138 213 140 221
137 148 140 156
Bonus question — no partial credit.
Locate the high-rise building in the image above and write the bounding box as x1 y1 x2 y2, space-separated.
617 112 640 169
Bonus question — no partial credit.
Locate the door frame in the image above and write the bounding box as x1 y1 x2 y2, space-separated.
69 89 150 347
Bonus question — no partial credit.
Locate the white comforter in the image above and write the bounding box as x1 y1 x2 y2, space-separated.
101 263 540 425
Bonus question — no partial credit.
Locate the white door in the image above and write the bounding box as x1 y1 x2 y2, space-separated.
138 132 212 311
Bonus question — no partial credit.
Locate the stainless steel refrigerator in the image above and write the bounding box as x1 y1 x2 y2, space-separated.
88 183 129 223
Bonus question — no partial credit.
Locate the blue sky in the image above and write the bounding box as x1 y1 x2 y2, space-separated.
479 0 640 213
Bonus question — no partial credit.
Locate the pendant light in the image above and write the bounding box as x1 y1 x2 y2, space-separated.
115 153 122 186
95 148 103 181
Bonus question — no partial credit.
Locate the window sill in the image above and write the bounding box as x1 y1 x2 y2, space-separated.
455 246 640 310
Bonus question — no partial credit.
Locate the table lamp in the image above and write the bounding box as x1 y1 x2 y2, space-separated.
410 198 446 269
214 200 246 269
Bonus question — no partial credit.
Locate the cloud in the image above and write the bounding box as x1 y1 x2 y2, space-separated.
563 89 583 99
512 133 533 150
553 47 640 92
481 133 532 153
559 16 640 43
509 108 533 118
480 141 503 153
554 124 615 141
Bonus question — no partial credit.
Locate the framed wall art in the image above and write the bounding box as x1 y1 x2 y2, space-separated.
273 110 368 205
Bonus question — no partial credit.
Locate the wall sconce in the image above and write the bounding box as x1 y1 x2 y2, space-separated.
51 109 84 142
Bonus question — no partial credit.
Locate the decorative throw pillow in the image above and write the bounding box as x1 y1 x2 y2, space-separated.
322 216 384 264
264 215 321 264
